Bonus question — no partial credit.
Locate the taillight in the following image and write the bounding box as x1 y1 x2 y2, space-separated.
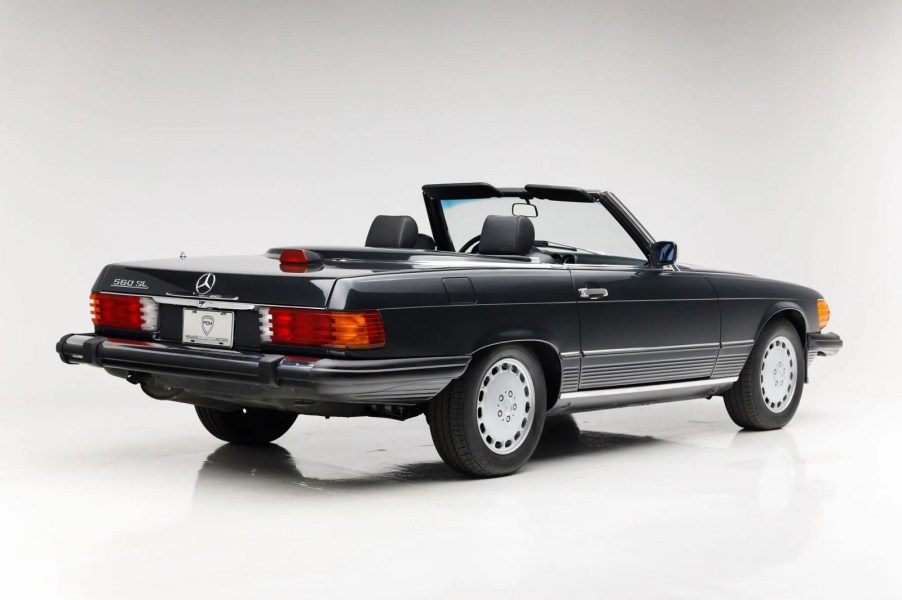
90 293 159 332
817 299 830 330
259 307 385 349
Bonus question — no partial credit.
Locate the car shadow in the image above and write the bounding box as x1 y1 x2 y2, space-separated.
531 415 660 461
190 415 800 498
189 415 666 502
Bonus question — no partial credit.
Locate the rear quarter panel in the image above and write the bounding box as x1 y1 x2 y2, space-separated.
329 267 580 360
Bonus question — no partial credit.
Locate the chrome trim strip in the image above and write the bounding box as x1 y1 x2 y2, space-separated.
585 298 718 303
582 342 720 356
164 292 241 301
560 377 737 401
153 296 258 311
560 351 582 358
566 264 663 272
721 339 754 347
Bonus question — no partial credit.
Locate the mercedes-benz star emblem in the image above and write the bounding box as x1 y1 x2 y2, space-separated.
195 273 216 295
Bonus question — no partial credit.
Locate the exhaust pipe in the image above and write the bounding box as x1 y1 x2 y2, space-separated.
138 378 183 400
129 373 238 410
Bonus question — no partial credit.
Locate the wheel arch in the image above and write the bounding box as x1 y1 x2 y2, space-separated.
754 302 809 382
755 302 809 343
471 339 563 411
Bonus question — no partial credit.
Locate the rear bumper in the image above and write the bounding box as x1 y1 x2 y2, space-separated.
808 331 843 357
57 333 470 404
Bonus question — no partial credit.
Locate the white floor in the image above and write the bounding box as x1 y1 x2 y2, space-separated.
2 363 899 599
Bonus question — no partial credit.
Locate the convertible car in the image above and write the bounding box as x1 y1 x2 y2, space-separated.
57 183 842 477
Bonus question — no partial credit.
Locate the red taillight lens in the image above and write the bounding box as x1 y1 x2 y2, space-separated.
279 249 322 266
260 307 385 349
280 249 309 265
90 293 159 331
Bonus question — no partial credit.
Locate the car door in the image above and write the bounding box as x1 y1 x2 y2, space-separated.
569 265 720 389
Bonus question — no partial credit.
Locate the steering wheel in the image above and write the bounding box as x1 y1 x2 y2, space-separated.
458 235 481 254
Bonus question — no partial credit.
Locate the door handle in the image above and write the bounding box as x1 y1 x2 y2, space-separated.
578 287 609 299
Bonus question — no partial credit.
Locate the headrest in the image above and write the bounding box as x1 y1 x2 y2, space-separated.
413 233 436 250
478 215 535 256
365 215 419 248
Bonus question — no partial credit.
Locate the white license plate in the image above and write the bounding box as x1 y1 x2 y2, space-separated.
182 309 235 348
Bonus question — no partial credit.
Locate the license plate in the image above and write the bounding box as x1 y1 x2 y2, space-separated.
182 309 235 348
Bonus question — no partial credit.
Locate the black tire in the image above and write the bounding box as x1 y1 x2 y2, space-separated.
195 406 298 445
724 319 805 430
427 345 547 477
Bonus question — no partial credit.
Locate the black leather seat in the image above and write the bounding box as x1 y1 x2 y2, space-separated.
478 215 553 262
413 234 436 250
365 215 419 249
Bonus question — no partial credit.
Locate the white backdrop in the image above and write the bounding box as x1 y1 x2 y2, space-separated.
2 2 901 598
2 1 899 394
2 1 900 390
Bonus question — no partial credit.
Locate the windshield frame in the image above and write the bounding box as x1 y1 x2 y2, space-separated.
422 184 655 260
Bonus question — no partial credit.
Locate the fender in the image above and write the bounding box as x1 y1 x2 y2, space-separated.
753 300 812 382
754 300 810 343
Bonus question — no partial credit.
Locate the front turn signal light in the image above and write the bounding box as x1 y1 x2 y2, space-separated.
817 299 830 330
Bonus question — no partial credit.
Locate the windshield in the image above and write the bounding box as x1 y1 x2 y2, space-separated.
440 197 647 262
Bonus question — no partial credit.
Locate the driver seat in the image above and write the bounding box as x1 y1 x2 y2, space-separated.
478 215 553 263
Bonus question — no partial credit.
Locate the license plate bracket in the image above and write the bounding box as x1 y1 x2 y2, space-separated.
182 309 235 348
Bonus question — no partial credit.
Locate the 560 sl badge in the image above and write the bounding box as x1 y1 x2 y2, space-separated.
111 278 149 290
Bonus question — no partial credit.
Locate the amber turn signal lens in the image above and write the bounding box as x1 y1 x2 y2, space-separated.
90 292 159 331
817 299 830 330
262 307 386 349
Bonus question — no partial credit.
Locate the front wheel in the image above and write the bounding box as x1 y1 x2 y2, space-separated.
724 319 805 430
195 406 298 445
427 345 547 477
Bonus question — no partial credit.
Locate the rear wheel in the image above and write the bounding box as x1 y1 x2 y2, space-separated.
195 406 298 445
724 319 805 430
427 345 547 477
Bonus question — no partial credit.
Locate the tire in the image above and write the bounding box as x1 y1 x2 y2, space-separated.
724 319 806 430
195 406 298 445
427 345 547 477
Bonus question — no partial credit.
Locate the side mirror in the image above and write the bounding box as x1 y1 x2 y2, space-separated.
650 241 677 267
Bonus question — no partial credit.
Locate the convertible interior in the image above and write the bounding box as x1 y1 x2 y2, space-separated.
364 213 644 267
365 215 436 251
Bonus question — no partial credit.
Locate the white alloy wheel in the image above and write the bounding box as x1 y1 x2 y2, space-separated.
476 358 535 455
427 344 548 477
760 335 797 414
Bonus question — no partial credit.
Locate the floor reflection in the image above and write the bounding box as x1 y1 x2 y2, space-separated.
58 417 829 599
191 414 668 500
532 415 660 460
186 417 823 567
191 414 812 505
192 440 462 504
